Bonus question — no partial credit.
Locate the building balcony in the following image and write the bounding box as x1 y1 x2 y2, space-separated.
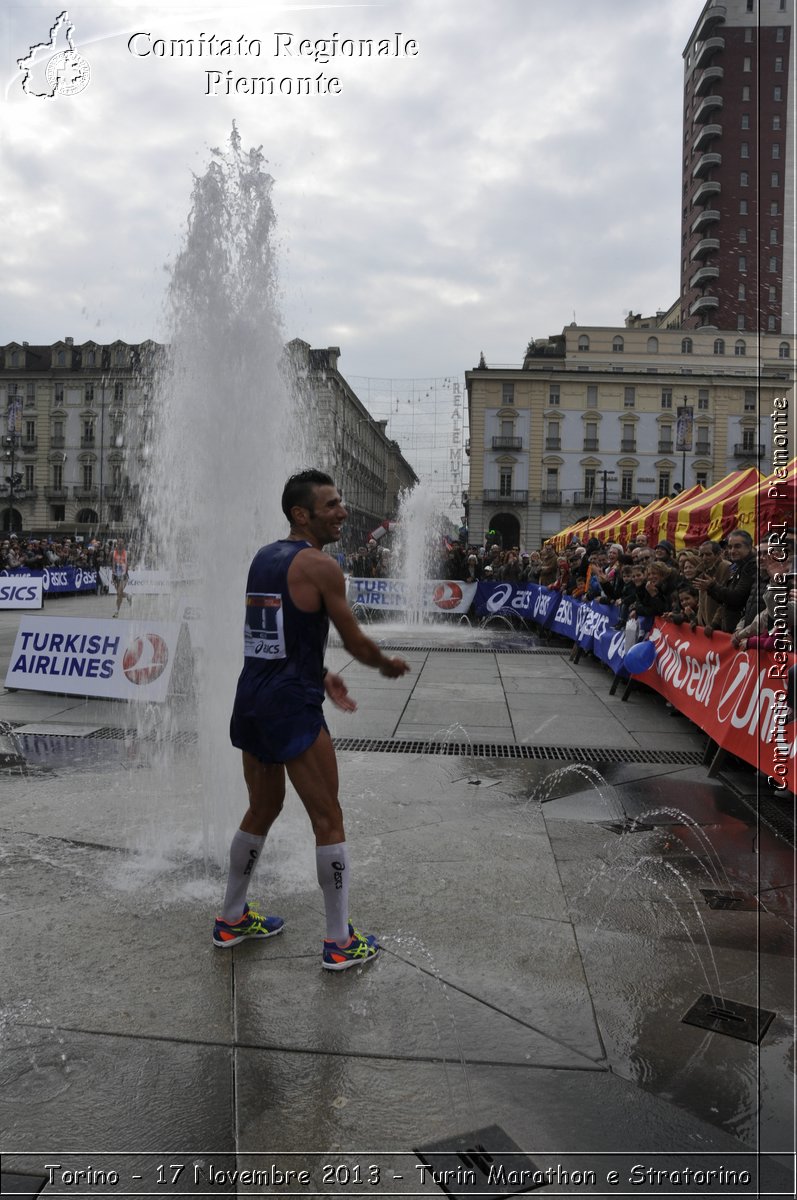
695 442 712 455
693 123 722 153
545 438 561 450
541 490 561 505
658 441 674 453
694 37 725 70
693 180 721 205
695 65 724 95
692 151 721 179
491 436 523 450
72 486 99 500
482 489 528 505
694 94 723 123
582 438 600 451
691 207 720 234
690 295 720 316
50 436 65 449
20 438 38 452
694 4 726 42
620 440 637 452
734 443 765 459
45 487 68 500
691 237 719 261
690 265 719 288
572 490 600 506
80 436 96 449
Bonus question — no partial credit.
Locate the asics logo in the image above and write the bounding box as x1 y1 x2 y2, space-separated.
332 860 345 890
243 849 258 875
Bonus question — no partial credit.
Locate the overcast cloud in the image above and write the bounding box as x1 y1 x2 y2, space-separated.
2 0 701 484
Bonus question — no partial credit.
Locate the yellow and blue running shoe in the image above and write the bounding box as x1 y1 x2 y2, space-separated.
322 923 380 971
213 902 285 948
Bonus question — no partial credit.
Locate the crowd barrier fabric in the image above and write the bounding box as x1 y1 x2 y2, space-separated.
475 581 794 785
5 616 181 702
644 622 795 792
0 576 43 609
0 567 99 594
347 577 477 614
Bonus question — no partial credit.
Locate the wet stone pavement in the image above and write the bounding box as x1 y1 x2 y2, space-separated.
0 598 794 1198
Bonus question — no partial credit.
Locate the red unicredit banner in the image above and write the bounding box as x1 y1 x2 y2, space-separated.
642 622 795 793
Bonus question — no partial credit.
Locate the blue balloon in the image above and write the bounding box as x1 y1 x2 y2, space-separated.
625 639 656 675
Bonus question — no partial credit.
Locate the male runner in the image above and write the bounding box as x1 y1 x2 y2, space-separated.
214 470 410 970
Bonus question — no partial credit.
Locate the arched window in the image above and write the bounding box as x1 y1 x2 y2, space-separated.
681 337 693 354
87 350 96 367
735 339 747 356
646 336 659 353
612 336 624 353
778 341 790 358
56 350 65 366
578 335 589 351
713 338 725 355
10 350 18 367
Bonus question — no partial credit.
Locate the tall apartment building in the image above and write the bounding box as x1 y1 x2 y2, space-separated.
0 338 158 535
681 0 793 333
465 319 793 549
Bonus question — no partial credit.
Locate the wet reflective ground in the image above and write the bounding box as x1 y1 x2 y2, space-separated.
0 621 794 1196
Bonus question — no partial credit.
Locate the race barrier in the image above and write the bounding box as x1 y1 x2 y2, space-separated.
98 567 172 595
0 576 43 609
645 622 795 793
477 580 795 787
0 567 99 595
347 577 477 615
5 616 181 702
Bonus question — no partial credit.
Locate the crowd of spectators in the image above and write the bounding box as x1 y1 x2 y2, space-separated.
0 535 112 574
414 527 796 653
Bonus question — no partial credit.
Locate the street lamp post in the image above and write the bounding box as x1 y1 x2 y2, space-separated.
676 397 694 492
4 434 22 534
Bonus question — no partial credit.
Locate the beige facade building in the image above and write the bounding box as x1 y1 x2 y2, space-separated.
1 337 417 543
1 337 159 536
465 317 794 550
288 340 418 548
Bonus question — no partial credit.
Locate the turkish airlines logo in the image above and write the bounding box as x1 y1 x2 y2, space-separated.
123 633 169 685
433 581 464 610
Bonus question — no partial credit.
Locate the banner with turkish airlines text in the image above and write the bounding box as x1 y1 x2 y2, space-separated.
347 578 476 614
5 617 181 702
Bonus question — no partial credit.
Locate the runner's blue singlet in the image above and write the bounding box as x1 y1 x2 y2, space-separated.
229 539 329 764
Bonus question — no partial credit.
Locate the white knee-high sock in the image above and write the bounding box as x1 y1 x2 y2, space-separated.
221 829 266 922
316 842 350 943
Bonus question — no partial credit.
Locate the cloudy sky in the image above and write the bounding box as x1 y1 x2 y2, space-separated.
2 0 701 480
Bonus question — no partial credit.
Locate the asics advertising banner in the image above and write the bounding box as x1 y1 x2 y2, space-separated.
5 617 181 702
0 577 43 609
1 567 98 595
347 578 477 614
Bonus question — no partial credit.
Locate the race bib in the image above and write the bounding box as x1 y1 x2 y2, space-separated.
244 593 287 659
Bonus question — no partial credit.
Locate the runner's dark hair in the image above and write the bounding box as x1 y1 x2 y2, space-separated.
282 470 335 522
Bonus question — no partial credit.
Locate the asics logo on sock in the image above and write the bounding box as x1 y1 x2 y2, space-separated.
243 849 258 876
332 860 345 890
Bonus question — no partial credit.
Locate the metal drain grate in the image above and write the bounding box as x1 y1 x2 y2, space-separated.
682 994 776 1044
334 737 704 765
415 1125 542 1197
374 643 569 655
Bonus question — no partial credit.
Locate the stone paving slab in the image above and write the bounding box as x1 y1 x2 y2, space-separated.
0 605 793 1193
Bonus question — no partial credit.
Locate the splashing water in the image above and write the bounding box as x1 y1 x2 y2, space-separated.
141 126 308 862
390 482 448 625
